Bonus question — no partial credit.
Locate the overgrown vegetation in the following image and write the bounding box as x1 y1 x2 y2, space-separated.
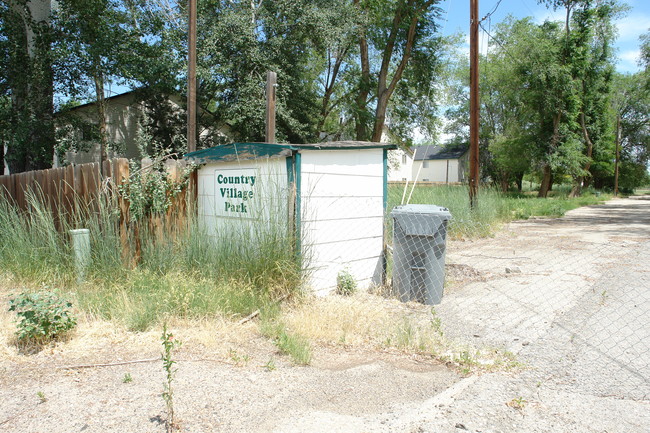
161 322 181 432
0 188 301 333
8 290 77 345
336 268 357 296
389 183 612 238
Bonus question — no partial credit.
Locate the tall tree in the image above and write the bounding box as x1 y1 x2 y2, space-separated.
1 0 55 174
54 0 136 166
353 0 442 142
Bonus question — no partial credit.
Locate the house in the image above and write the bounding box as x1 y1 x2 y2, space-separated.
54 89 230 167
55 90 152 166
387 147 414 181
411 143 469 183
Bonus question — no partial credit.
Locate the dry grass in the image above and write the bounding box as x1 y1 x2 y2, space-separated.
1 275 518 373
282 292 520 373
283 292 427 347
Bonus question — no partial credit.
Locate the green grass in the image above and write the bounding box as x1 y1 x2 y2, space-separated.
388 183 611 239
260 318 312 365
0 190 301 331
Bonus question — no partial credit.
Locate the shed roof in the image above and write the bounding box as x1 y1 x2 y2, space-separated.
413 144 469 161
184 141 396 163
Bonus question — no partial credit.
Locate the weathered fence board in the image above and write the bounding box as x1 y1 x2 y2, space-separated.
0 159 127 216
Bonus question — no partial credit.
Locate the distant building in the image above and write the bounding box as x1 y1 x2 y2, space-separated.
387 147 414 181
55 90 150 166
54 90 230 167
411 144 469 183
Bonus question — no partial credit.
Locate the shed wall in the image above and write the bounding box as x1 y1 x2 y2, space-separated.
300 149 385 294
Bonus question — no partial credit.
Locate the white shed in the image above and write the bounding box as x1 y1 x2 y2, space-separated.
185 141 397 295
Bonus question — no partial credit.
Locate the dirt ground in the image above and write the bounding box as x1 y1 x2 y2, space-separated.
1 196 649 433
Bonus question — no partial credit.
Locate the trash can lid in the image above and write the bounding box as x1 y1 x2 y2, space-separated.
390 204 451 218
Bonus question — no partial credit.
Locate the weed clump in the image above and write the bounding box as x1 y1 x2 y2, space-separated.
8 290 77 345
336 268 357 296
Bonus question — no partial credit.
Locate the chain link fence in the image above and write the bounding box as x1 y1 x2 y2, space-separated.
300 184 650 401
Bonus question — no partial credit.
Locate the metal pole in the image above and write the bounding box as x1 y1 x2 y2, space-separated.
614 115 620 197
266 71 277 143
469 0 480 209
187 0 197 153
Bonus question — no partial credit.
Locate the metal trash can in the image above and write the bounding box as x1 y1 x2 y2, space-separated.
391 204 451 305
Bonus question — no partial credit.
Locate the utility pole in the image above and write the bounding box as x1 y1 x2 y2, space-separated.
614 115 620 197
266 71 277 143
187 0 197 153
469 0 480 209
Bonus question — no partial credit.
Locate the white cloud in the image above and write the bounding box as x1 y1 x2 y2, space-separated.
533 7 566 25
615 14 650 42
620 49 641 63
616 50 643 74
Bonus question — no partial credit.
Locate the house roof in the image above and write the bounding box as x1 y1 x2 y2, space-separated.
61 89 141 113
184 141 397 163
413 144 469 161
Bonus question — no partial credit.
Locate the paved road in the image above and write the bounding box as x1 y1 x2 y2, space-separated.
403 196 650 432
277 196 650 432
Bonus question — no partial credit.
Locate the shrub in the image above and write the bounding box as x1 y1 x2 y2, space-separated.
8 291 77 344
336 268 357 296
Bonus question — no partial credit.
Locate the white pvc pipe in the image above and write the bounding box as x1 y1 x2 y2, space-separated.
69 229 90 283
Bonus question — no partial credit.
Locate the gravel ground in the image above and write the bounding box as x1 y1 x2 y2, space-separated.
1 196 649 432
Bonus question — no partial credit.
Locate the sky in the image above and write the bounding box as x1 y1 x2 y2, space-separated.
439 0 650 73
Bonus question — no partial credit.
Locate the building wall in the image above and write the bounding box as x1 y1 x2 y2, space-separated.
58 92 144 166
412 154 468 183
387 149 413 181
196 148 387 295
300 149 385 294
56 93 231 167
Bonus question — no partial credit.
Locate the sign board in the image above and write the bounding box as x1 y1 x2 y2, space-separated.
214 168 258 218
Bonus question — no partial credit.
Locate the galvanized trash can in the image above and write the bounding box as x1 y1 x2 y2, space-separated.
391 204 451 305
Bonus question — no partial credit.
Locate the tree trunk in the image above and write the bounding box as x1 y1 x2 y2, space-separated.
570 112 596 197
538 164 552 198
370 0 432 142
515 172 524 192
355 20 370 141
538 112 561 197
317 47 348 135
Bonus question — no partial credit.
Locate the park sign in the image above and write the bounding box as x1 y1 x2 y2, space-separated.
215 168 257 216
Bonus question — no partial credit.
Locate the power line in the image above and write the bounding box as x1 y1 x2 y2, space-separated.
480 0 503 23
478 20 525 67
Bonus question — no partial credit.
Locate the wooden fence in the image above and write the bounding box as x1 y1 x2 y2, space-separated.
0 159 130 215
0 158 193 265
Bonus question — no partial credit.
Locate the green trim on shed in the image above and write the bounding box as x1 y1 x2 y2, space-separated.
383 149 388 212
184 142 296 163
295 152 302 258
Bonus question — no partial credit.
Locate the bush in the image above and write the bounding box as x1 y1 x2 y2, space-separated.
8 291 77 344
336 269 357 296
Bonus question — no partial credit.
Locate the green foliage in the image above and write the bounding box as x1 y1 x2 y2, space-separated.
117 155 193 223
37 391 48 403
336 268 357 296
0 0 56 173
260 318 312 365
122 373 133 383
8 291 77 344
161 322 181 432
